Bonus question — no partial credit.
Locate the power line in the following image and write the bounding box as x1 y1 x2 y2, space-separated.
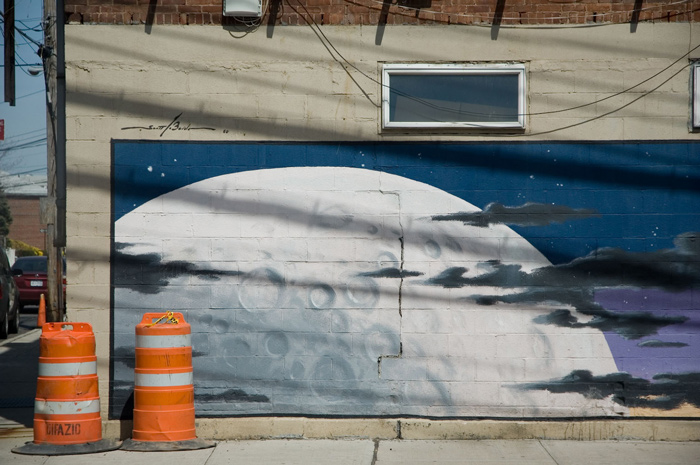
16 19 43 33
0 14 44 49
0 137 46 151
1 128 44 141
0 62 42 67
15 89 46 100
0 137 47 152
509 63 692 137
0 22 43 38
1 130 45 144
528 42 700 117
3 0 694 137
12 21 43 48
288 1 698 130
286 0 379 107
1 179 48 190
354 0 695 27
0 167 46 178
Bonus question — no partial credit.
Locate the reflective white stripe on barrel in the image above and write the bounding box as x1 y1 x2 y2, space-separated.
134 371 194 387
34 399 101 415
38 361 97 377
136 334 191 348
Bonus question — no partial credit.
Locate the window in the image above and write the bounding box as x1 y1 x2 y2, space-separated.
693 62 700 130
381 63 526 130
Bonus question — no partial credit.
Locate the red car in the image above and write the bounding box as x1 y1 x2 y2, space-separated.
11 256 65 310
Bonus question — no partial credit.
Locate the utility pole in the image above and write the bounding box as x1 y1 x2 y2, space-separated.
3 0 15 106
42 0 66 322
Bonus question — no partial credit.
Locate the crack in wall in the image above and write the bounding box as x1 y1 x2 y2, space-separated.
378 190 404 378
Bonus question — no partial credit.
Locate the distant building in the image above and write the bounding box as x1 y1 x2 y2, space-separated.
6 194 47 251
3 173 48 251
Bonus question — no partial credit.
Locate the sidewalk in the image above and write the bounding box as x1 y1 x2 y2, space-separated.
2 436 700 465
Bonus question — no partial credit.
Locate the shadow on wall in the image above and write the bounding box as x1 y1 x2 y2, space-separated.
105 157 700 419
104 139 700 419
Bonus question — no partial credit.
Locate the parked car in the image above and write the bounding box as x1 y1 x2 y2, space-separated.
11 256 66 311
0 248 20 338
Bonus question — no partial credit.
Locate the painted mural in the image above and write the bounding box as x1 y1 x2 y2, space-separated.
110 141 700 420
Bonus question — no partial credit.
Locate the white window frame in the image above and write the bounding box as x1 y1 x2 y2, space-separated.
381 63 527 130
693 62 700 130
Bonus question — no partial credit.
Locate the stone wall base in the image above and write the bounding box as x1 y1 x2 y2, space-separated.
104 418 700 442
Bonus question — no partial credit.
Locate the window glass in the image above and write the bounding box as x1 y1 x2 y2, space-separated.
382 64 526 130
14 257 47 273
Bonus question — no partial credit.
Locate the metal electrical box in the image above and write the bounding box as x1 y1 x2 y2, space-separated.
223 0 262 17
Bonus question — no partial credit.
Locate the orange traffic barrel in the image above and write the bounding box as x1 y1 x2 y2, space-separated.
121 312 213 451
12 323 120 456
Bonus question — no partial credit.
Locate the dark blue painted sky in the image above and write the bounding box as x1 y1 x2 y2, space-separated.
114 141 700 265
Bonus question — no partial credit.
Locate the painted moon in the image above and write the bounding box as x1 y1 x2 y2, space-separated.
114 167 623 417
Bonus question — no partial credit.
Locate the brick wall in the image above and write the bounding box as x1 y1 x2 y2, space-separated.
6 196 47 251
65 0 699 26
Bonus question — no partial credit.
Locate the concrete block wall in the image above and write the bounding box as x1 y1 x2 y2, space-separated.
65 24 697 140
64 0 699 26
64 22 700 436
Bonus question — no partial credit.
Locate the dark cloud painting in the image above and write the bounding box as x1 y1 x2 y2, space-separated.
426 232 699 340
523 370 700 411
432 202 600 228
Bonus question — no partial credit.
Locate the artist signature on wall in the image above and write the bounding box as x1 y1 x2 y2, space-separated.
121 113 221 137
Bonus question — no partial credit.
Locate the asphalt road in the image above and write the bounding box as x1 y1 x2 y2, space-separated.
0 311 40 426
15 312 39 337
